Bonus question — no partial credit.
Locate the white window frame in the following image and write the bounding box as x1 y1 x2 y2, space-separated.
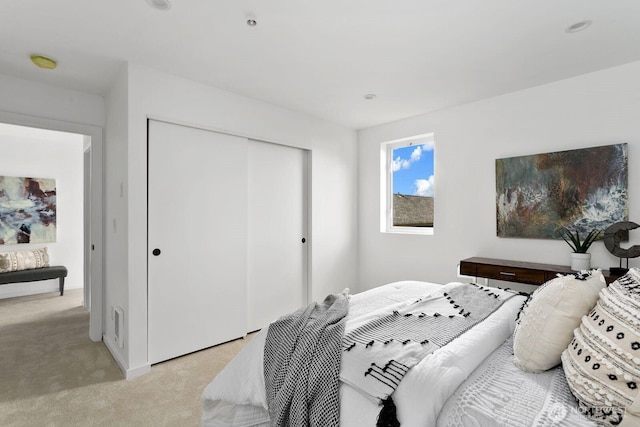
380 133 435 235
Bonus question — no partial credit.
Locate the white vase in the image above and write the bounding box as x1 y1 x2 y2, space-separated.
570 252 591 271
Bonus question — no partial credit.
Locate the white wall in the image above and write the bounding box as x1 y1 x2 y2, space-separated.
104 64 358 377
103 66 130 371
0 74 105 128
0 124 84 298
358 61 640 291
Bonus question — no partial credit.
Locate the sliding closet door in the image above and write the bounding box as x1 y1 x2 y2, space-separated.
247 140 308 332
148 120 247 364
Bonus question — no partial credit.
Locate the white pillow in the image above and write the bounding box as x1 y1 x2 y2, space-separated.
0 247 50 273
512 269 606 373
562 268 640 426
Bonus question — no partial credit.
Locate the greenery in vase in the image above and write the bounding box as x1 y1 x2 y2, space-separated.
559 227 601 253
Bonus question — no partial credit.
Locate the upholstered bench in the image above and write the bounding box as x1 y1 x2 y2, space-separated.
0 248 67 296
0 266 68 295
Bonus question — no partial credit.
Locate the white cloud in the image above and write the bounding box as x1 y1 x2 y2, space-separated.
421 141 434 152
392 157 410 172
414 175 434 197
410 145 422 162
392 145 424 172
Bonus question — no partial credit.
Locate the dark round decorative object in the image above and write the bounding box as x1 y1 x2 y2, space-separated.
603 221 640 258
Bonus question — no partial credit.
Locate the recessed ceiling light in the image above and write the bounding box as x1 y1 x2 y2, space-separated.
30 55 57 70
565 20 591 33
146 0 171 11
364 94 376 100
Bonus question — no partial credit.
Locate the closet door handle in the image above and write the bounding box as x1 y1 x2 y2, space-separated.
152 248 161 256
301 238 306 243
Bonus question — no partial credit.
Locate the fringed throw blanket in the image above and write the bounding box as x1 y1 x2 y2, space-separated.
340 282 517 425
264 292 349 427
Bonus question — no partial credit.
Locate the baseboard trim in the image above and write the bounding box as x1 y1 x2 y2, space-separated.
125 362 151 379
102 334 126 376
102 334 151 379
0 282 83 300
0 281 59 299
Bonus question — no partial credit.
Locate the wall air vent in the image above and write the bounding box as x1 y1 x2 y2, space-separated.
114 306 125 349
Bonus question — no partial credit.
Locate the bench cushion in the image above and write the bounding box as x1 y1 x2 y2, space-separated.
0 247 49 273
0 266 67 285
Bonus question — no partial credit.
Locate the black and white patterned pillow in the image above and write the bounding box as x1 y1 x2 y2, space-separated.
561 268 640 426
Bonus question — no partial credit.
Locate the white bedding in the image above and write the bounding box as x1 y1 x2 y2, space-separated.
201 281 527 427
437 336 596 426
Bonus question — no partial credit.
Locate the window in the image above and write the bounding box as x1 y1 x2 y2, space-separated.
380 134 435 235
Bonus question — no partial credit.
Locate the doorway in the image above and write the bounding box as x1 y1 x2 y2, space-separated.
0 112 103 341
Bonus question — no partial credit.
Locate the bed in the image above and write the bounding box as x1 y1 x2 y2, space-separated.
201 269 640 427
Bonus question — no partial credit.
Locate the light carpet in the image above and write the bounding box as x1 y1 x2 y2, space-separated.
0 289 253 426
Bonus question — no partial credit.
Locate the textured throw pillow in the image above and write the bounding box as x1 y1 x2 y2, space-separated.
0 247 49 273
561 269 640 427
513 269 606 373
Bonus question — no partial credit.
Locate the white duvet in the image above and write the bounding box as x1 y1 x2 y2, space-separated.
201 281 526 427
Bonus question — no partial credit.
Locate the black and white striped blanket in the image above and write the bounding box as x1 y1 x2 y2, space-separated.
340 282 517 419
264 292 349 427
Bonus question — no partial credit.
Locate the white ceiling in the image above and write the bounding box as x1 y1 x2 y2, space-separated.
2 0 640 130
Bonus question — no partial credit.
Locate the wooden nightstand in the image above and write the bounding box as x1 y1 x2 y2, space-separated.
459 257 620 286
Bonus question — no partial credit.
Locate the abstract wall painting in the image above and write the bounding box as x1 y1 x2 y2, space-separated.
496 143 628 239
0 176 56 244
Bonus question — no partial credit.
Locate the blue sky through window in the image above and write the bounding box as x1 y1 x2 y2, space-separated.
392 142 434 197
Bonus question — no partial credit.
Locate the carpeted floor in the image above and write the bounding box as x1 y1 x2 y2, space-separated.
0 289 253 426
